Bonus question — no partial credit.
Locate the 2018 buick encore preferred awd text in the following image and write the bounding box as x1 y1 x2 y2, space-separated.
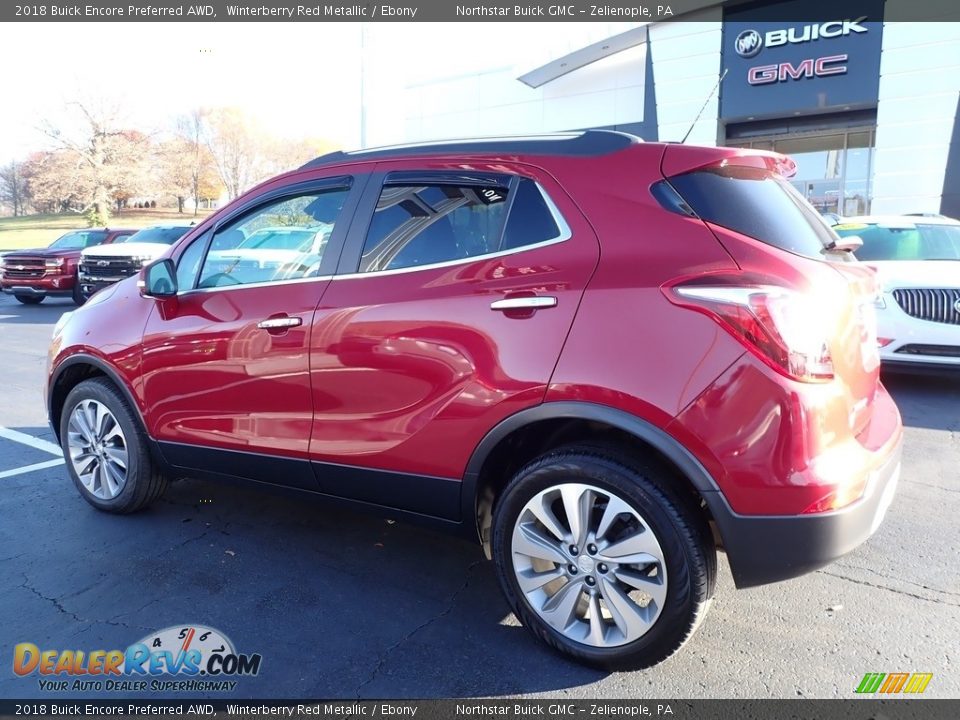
47 132 903 669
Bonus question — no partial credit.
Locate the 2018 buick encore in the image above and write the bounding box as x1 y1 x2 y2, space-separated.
47 131 903 669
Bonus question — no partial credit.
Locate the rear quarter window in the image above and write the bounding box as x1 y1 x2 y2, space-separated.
668 167 839 259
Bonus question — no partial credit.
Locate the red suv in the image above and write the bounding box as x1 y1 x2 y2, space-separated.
46 132 902 669
2 228 135 305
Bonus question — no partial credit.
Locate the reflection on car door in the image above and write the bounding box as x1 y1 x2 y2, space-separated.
140 177 361 490
307 164 600 518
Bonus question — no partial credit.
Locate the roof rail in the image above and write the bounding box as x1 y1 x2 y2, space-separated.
300 130 639 170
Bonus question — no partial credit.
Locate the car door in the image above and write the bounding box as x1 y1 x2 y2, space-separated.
140 176 363 489
307 162 600 518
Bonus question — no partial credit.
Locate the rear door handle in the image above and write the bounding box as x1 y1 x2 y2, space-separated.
257 316 302 330
490 296 558 311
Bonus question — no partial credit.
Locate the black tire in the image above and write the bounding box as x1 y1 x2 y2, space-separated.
492 447 715 670
72 278 86 306
59 377 168 513
14 294 43 305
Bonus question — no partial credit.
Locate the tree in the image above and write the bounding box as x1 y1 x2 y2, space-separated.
203 107 272 200
0 161 28 216
159 110 223 214
22 150 90 213
41 99 153 225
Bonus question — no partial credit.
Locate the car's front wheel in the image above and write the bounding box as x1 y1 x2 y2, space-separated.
14 294 43 305
492 448 715 669
71 278 86 306
60 378 168 513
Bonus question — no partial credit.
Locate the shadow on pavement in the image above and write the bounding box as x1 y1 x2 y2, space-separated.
0 296 75 325
2 452 610 698
882 370 960 432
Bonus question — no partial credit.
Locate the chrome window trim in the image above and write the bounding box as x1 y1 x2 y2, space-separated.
338 181 572 281
177 274 334 296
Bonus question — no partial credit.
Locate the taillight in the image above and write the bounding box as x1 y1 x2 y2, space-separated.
801 476 868 514
666 281 834 383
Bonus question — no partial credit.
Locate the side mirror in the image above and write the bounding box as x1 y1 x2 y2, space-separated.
829 235 863 253
140 258 178 298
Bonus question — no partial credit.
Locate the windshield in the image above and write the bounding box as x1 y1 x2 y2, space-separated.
49 230 107 250
118 226 191 245
834 222 960 261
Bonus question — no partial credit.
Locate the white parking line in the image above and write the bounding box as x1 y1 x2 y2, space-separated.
0 458 65 479
0 426 63 456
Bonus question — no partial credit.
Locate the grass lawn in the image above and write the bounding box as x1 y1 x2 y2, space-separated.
0 210 212 250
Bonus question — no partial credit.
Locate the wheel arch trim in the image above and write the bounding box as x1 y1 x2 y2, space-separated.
48 354 147 442
461 401 723 543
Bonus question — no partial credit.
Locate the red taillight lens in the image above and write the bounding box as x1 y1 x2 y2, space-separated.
667 282 834 383
802 476 869 514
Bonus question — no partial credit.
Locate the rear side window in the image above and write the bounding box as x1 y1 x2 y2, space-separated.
502 179 563 250
359 183 510 273
668 167 839 259
359 178 567 273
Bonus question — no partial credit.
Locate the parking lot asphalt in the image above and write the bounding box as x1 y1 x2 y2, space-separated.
0 292 957 700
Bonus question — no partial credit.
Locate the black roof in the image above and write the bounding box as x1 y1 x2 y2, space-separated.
300 130 639 170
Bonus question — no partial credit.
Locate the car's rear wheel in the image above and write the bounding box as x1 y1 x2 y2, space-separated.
60 377 168 513
492 447 715 669
14 294 43 305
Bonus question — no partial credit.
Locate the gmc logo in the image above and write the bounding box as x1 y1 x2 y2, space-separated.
747 54 848 85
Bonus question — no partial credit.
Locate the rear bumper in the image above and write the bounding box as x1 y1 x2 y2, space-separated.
706 437 902 588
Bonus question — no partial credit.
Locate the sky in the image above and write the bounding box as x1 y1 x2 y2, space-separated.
0 22 640 165
0 23 364 163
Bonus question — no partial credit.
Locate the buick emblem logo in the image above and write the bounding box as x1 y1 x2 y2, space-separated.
735 29 763 58
954 298 960 315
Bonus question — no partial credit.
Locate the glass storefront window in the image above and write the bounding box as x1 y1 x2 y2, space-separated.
728 129 875 216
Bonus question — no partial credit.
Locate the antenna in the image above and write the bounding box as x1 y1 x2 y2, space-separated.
680 68 728 144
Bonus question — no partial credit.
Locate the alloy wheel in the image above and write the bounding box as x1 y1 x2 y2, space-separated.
66 399 129 500
510 483 668 647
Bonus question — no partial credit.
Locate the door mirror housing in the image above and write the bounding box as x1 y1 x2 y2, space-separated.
140 258 178 298
829 235 863 253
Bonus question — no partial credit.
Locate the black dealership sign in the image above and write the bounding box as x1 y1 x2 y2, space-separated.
720 0 884 121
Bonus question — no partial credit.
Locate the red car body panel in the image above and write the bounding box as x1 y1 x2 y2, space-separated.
307 158 599 479
140 281 327 460
46 133 904 589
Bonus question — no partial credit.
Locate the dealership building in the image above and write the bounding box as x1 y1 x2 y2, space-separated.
363 0 959 217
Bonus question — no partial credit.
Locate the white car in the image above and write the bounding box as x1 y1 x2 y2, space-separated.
833 215 960 370
78 223 193 299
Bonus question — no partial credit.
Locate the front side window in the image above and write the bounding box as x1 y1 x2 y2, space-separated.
197 188 348 289
358 178 566 273
176 233 208 290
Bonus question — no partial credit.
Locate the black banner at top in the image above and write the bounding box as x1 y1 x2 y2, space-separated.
3 0 959 22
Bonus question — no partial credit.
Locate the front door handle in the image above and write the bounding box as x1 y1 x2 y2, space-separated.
257 316 302 330
490 296 558 311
